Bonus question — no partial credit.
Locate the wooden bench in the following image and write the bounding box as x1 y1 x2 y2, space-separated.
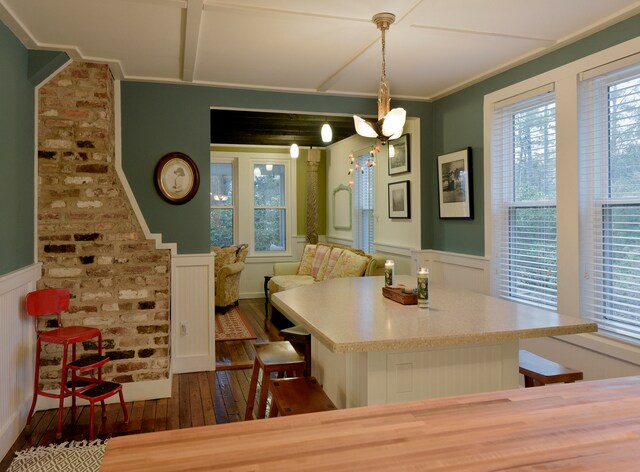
519 349 583 387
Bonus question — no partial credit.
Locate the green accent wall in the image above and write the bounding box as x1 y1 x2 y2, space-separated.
28 50 68 86
0 22 34 275
121 83 430 253
429 13 640 256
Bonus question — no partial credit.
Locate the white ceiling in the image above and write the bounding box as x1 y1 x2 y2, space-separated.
2 0 640 100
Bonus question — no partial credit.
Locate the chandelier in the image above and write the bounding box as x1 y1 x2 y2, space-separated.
353 12 406 145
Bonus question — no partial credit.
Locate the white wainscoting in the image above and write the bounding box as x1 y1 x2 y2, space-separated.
0 263 40 461
171 253 216 374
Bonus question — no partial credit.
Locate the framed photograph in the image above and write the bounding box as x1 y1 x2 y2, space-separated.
388 134 410 175
437 147 473 219
388 180 410 219
155 152 200 204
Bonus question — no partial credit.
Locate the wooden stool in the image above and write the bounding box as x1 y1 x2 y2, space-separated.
519 350 583 387
245 341 305 420
280 325 311 376
270 376 337 417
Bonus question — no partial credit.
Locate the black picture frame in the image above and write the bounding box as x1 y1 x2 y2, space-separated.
155 152 200 204
388 180 411 219
388 134 410 175
437 147 473 219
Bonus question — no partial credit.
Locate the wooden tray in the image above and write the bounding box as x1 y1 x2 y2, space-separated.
382 286 417 305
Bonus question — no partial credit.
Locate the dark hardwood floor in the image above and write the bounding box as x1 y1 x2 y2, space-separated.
1 298 290 471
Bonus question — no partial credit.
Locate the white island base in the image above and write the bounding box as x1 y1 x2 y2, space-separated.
312 337 519 408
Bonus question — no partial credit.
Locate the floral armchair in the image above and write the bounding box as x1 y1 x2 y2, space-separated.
212 244 248 309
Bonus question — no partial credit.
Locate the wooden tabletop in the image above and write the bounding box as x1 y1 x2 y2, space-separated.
102 376 640 471
271 275 597 352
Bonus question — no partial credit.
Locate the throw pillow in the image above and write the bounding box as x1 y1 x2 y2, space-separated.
326 250 371 279
319 247 344 280
297 244 317 275
310 243 332 280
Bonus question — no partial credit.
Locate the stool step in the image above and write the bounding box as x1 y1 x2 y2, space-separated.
270 376 336 416
76 381 122 400
65 379 93 389
519 350 583 387
67 354 110 372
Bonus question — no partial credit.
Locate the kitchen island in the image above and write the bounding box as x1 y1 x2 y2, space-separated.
271 275 597 407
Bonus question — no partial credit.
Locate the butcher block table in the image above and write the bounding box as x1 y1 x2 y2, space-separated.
101 376 640 471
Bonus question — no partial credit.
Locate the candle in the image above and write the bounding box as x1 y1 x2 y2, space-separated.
384 260 394 286
417 267 429 308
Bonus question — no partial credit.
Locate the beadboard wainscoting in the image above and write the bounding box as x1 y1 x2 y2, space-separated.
172 253 216 374
0 263 40 461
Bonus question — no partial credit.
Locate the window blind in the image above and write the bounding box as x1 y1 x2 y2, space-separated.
579 59 640 338
491 88 558 309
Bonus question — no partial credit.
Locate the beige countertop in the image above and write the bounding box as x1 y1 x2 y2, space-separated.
271 275 597 353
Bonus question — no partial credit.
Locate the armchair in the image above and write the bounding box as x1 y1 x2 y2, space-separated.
212 244 248 309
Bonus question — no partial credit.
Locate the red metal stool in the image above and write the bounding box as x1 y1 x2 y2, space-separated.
25 288 128 439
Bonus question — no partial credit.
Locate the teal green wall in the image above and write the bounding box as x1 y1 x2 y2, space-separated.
0 22 35 275
430 14 640 256
121 83 431 253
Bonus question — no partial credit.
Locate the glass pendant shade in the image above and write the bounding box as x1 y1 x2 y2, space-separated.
321 123 332 143
290 143 299 159
265 163 273 171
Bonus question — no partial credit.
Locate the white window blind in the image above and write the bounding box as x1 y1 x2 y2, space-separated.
353 151 374 254
491 87 558 309
579 59 640 338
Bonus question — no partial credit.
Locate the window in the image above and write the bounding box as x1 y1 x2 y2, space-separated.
211 152 294 255
579 59 640 338
353 149 375 253
491 86 558 309
253 163 287 252
210 161 235 246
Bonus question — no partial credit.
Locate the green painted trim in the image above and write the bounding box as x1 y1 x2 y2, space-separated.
0 21 35 276
332 184 352 231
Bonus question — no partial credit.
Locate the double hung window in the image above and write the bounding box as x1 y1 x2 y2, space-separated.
353 150 375 253
210 161 235 247
491 86 558 309
579 59 640 337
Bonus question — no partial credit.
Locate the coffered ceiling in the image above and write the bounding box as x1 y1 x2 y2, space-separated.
2 1 640 146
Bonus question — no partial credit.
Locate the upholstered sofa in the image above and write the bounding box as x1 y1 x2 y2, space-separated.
212 244 248 309
268 242 385 299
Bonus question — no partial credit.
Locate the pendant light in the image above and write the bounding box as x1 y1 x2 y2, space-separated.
353 12 406 145
321 122 332 143
290 143 299 159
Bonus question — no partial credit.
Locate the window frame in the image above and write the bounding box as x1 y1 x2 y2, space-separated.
210 150 296 259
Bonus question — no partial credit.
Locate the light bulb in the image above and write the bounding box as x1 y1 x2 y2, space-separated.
253 167 261 177
290 143 299 159
266 163 273 171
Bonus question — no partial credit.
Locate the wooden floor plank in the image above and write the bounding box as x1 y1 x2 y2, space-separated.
1 299 279 467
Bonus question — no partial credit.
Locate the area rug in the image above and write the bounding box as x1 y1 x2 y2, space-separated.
8 440 107 472
215 306 257 342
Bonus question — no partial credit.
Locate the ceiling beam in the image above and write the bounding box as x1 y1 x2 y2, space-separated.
182 0 204 82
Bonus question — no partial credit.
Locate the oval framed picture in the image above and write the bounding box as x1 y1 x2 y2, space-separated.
155 152 200 204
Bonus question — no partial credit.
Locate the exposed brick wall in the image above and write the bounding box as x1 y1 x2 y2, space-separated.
36 61 170 390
